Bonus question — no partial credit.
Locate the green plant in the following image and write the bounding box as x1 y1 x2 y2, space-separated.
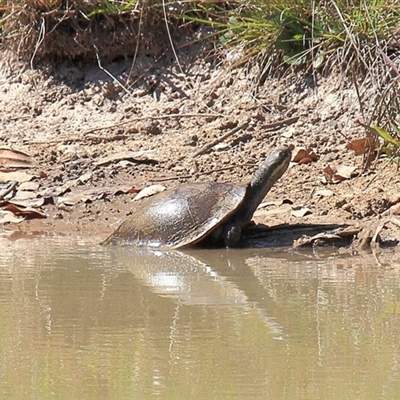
184 0 400 74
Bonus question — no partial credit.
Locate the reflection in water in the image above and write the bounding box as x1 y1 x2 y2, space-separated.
0 235 400 399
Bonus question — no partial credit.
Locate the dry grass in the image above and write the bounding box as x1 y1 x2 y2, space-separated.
0 0 168 63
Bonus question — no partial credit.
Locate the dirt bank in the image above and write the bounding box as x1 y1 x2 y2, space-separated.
1 51 399 251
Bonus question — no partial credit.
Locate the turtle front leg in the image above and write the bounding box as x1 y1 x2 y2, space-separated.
224 223 242 248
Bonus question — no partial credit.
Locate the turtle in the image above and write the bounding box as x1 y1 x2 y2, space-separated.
103 146 292 249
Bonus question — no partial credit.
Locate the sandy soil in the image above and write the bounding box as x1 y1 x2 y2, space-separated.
1 49 400 251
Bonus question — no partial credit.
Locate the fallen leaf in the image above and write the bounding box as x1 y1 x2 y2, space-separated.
18 181 40 191
346 138 372 155
13 190 38 200
0 210 25 224
214 142 230 151
133 184 166 201
0 148 35 168
323 164 357 183
77 172 92 184
298 157 313 164
257 199 293 209
3 204 46 219
115 187 140 195
291 206 312 218
94 150 157 166
292 147 319 164
8 197 46 208
54 179 82 196
57 189 108 205
313 189 334 198
0 171 36 183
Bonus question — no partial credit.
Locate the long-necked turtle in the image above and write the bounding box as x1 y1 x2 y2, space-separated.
103 147 292 248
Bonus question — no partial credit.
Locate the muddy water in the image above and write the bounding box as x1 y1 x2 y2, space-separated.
0 234 400 400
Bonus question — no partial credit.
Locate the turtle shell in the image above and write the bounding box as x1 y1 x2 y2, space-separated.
103 182 247 248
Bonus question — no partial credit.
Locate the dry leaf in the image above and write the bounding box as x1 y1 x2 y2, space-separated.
0 171 36 183
3 204 46 219
214 142 230 152
0 210 25 224
313 189 334 198
0 181 18 200
77 172 92 184
257 199 293 209
13 190 38 200
8 197 46 208
57 188 109 205
346 138 371 155
323 164 357 183
18 181 40 191
298 157 313 164
0 148 35 168
291 206 312 218
133 185 166 201
292 147 319 164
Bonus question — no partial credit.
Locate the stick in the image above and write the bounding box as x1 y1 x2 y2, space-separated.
152 164 247 182
193 115 299 158
30 113 222 145
260 115 300 132
193 120 250 157
82 113 221 136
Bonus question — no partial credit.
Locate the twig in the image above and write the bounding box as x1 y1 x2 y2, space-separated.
388 217 400 227
93 43 130 95
193 119 250 157
372 223 384 244
193 115 299 158
30 113 222 144
261 115 300 132
82 112 221 136
152 164 248 182
363 156 393 190
162 0 185 78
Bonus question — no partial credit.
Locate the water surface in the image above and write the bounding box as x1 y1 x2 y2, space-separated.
0 233 400 399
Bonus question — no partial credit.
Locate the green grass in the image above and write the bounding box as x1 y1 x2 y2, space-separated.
183 0 400 72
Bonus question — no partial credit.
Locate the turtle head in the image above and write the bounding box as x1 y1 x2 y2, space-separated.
253 147 291 185
233 146 292 229
250 146 292 195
